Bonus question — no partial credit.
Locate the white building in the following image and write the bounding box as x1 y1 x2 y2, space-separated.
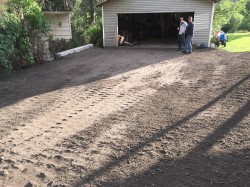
43 11 72 40
98 0 218 47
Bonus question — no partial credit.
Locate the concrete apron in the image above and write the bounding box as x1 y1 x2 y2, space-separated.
57 44 94 58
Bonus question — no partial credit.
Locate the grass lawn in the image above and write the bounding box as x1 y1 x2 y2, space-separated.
219 32 250 52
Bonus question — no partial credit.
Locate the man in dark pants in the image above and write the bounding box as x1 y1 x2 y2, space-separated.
177 17 187 51
183 16 194 54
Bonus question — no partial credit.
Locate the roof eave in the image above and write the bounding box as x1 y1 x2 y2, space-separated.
97 0 111 7
97 0 219 7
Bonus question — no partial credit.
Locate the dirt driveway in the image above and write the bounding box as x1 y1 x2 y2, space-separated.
0 48 249 187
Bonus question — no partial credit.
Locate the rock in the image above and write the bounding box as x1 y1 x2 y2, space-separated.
15 164 27 173
10 151 16 155
54 155 62 160
24 182 33 187
46 163 55 169
160 150 167 154
0 170 9 177
36 172 46 179
47 181 53 186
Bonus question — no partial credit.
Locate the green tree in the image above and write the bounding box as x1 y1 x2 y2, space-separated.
71 0 101 32
38 0 103 46
71 0 102 46
0 12 20 73
213 0 247 32
229 13 244 32
0 0 49 74
239 0 250 31
38 0 75 11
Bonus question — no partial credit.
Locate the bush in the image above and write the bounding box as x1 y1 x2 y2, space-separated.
48 37 75 58
229 13 244 33
83 19 103 47
71 31 85 47
8 0 49 33
0 12 21 74
239 15 250 31
0 0 49 74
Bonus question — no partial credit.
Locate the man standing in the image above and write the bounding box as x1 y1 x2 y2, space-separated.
183 16 194 54
177 17 187 51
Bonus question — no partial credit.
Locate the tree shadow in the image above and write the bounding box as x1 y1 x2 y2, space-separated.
0 48 183 109
104 147 250 187
72 74 250 187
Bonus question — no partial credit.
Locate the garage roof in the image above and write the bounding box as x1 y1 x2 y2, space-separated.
97 0 219 7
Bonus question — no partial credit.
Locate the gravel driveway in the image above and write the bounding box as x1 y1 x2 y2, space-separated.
0 48 249 187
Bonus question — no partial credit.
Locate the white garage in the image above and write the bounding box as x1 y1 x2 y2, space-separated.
98 0 218 47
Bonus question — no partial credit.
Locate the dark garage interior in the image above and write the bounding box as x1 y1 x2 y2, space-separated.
118 12 194 45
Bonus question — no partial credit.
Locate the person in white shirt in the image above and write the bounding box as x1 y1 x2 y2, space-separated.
177 17 187 50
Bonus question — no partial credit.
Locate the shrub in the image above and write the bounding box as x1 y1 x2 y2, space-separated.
72 31 85 47
0 12 21 74
83 19 103 47
239 15 250 31
8 0 49 33
229 13 244 33
0 0 49 74
48 37 75 58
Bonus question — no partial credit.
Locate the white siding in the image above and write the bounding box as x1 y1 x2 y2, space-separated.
45 13 72 40
102 0 214 47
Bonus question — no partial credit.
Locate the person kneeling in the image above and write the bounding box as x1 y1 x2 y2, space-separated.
118 34 134 46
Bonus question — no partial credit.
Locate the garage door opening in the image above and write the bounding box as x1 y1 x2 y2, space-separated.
118 12 194 47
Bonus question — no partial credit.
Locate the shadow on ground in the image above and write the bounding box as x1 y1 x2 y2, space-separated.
0 48 184 109
102 147 250 187
70 74 250 186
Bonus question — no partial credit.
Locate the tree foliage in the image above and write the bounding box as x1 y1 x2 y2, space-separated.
1 0 103 74
42 0 103 47
239 0 250 31
0 0 49 74
229 13 244 32
213 0 249 32
0 12 20 73
84 18 103 47
71 0 102 46
38 0 75 11
71 0 101 32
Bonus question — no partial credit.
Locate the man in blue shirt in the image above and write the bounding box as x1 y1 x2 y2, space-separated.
183 16 194 54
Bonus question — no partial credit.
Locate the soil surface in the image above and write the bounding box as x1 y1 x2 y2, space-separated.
0 48 249 187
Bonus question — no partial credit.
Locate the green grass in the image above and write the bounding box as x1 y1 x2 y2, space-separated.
220 32 250 52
